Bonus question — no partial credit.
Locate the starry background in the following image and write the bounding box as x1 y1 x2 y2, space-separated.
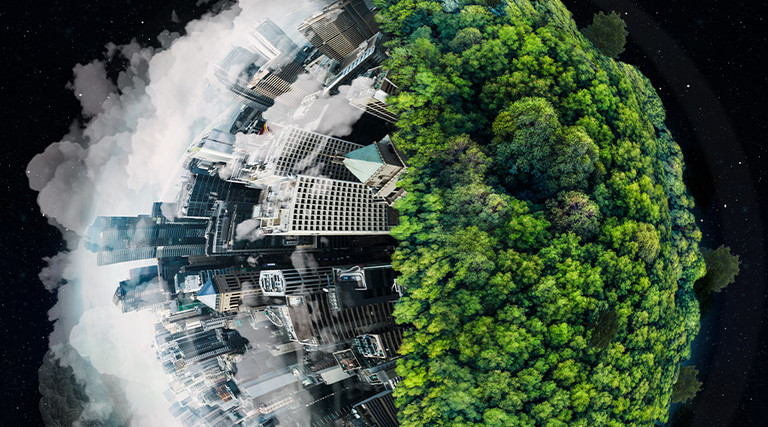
0 0 766 425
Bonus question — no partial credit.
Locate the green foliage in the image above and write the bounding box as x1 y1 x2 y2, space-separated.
377 0 703 425
696 245 741 294
671 366 701 403
582 11 629 59
547 191 602 241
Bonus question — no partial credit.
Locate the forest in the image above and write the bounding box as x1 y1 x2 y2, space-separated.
375 0 705 425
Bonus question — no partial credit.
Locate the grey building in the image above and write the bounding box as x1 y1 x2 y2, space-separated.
85 211 208 266
176 173 261 219
343 135 407 206
299 0 379 61
231 125 363 187
245 175 397 236
112 266 169 313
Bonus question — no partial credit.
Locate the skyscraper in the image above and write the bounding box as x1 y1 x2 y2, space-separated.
157 327 249 369
176 173 262 219
214 46 306 108
347 68 399 124
343 135 407 205
230 125 363 187
112 266 169 313
263 264 400 348
349 390 398 427
206 201 318 255
85 211 208 266
298 0 379 61
249 19 301 61
194 274 262 314
248 175 396 236
324 32 387 94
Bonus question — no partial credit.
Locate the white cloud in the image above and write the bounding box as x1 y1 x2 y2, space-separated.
235 218 264 241
67 60 119 117
39 252 71 292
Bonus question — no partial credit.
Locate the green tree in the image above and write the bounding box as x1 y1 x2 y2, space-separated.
376 1 704 425
671 366 701 403
547 191 602 241
449 27 483 52
582 11 629 59
696 245 741 294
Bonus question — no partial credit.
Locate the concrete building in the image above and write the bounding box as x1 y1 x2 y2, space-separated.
230 125 363 187
175 173 262 219
299 0 379 61
215 46 306 108
349 390 398 427
343 135 407 205
249 18 301 61
347 67 399 124
85 210 208 266
157 327 249 370
248 175 396 235
195 274 262 314
324 33 387 94
265 264 400 347
112 266 169 313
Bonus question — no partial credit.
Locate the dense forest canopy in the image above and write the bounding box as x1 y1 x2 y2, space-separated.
375 0 705 425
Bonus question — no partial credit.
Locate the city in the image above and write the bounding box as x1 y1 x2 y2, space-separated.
84 1 407 425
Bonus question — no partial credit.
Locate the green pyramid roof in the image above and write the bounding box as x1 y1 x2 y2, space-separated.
343 144 384 183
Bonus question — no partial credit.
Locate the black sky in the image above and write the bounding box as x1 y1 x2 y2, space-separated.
1 0 766 425
0 1 218 424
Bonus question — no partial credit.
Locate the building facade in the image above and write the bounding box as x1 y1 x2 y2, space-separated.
86 214 208 266
249 175 395 236
298 0 379 61
231 125 363 187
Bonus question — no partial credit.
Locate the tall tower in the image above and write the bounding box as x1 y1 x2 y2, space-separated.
112 266 169 313
248 175 396 236
298 0 379 61
342 135 407 205
157 327 248 368
214 46 306 108
231 125 363 187
85 210 208 266
176 173 261 219
350 390 398 427
250 18 301 61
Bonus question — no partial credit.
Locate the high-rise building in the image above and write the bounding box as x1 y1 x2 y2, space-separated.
299 0 379 61
215 47 272 107
246 60 307 106
346 67 399 124
214 46 306 108
247 175 397 236
269 291 397 348
206 201 317 255
157 327 249 369
343 135 407 205
349 390 398 427
249 19 301 61
112 266 169 313
195 273 262 314
324 33 387 94
231 125 363 187
264 264 400 347
176 173 262 219
85 212 208 266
